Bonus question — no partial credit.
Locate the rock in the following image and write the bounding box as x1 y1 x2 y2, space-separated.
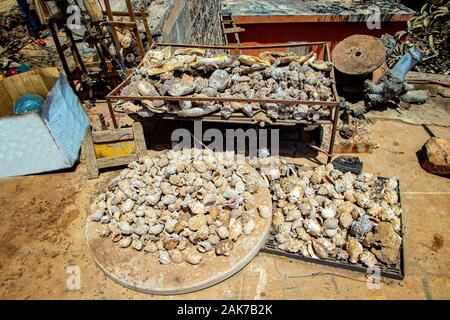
364 222 402 265
188 214 207 231
339 211 354 229
168 81 195 96
420 137 450 176
215 239 234 256
346 237 363 264
208 69 230 92
360 250 378 267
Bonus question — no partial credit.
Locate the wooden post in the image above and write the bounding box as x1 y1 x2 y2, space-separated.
125 0 145 60
84 129 100 179
132 122 147 159
140 6 153 49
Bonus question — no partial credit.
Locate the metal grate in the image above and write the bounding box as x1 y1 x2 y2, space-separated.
261 177 405 280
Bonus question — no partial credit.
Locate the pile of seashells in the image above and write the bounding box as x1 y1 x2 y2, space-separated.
266 163 403 268
115 46 335 123
89 149 269 265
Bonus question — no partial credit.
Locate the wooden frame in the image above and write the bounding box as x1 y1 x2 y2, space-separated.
105 41 342 163
84 122 147 179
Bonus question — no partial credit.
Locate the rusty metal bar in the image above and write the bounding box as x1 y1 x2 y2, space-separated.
106 94 340 107
306 142 331 157
140 7 153 48
327 97 343 163
156 41 327 50
107 99 118 129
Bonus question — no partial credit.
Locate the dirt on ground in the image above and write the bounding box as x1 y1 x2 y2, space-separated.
0 116 449 300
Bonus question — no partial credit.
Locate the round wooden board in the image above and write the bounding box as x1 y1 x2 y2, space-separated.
332 34 386 76
86 166 272 295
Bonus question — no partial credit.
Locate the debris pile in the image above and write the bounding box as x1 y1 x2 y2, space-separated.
389 0 449 74
0 5 27 47
116 47 336 122
266 164 402 268
89 149 269 265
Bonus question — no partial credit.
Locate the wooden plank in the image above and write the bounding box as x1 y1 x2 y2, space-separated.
84 129 100 179
92 128 134 143
224 27 245 34
97 154 137 169
132 122 147 159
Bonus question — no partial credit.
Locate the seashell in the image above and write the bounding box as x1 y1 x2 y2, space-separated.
228 220 243 241
354 191 370 208
187 214 207 231
183 248 203 265
169 249 184 264
320 207 336 219
193 225 209 241
339 212 354 229
332 230 347 247
164 219 178 233
279 238 304 253
216 226 229 239
324 228 337 238
203 193 216 206
215 239 234 256
345 237 363 264
258 205 271 219
134 225 149 236
208 69 231 92
177 238 189 251
143 242 158 253
275 233 289 244
285 209 302 222
337 201 356 216
149 224 164 235
119 222 133 235
312 238 335 258
121 199 135 212
162 194 177 205
323 218 339 229
243 219 256 235
223 189 239 199
90 211 105 222
208 206 220 220
118 237 132 248
197 240 213 253
304 218 322 237
226 196 242 209
384 190 398 205
163 165 177 177
146 192 161 206
101 215 111 224
158 250 171 265
163 238 179 250
272 210 284 231
336 249 349 261
98 225 111 238
132 239 143 251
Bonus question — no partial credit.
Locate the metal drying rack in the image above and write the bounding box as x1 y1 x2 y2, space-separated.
105 41 343 163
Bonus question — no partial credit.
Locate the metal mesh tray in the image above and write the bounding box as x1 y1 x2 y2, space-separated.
261 177 405 280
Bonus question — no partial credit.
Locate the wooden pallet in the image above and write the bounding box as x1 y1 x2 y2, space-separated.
84 122 146 179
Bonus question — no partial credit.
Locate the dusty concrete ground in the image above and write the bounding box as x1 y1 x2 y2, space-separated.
0 117 449 300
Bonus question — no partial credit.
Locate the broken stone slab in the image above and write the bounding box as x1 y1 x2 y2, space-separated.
420 137 450 176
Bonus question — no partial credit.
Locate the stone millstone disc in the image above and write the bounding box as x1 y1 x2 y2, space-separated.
332 34 386 76
86 164 272 295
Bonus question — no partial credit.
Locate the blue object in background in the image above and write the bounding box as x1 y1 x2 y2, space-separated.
13 94 44 115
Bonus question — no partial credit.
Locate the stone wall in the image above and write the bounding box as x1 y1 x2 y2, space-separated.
161 0 224 45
